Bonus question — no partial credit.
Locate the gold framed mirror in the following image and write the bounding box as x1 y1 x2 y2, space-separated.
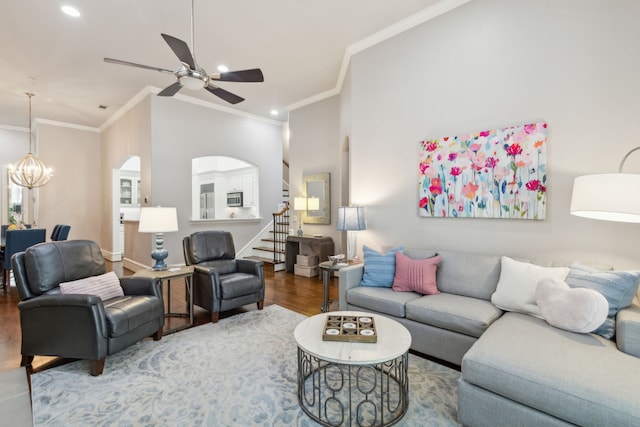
302 172 330 224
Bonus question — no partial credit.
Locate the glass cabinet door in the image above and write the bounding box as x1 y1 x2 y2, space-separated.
120 178 132 205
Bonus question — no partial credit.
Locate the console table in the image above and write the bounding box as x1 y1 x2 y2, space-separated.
285 235 334 274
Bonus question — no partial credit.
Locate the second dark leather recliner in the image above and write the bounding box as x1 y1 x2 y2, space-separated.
183 230 265 323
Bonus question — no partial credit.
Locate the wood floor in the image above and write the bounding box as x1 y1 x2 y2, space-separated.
0 262 337 374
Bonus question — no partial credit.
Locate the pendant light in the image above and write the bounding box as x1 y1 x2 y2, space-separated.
9 93 53 189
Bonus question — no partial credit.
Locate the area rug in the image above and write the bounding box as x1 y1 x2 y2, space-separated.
31 305 461 426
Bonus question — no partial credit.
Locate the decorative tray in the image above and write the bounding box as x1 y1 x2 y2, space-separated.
322 315 377 343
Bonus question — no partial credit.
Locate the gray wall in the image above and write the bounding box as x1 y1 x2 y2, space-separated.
289 96 341 240
150 97 283 267
290 0 640 268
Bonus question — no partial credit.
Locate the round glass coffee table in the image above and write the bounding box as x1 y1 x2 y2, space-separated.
294 311 412 426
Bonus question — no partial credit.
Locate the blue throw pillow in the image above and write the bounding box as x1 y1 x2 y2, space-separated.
565 268 640 339
360 246 404 287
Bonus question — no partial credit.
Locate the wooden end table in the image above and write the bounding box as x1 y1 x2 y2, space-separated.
134 265 194 334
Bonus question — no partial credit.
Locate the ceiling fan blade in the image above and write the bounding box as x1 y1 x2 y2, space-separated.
205 85 245 104
161 33 196 70
104 58 174 74
209 68 264 83
158 82 183 97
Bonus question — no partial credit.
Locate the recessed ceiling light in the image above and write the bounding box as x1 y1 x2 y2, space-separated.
217 65 229 73
270 110 279 116
61 5 80 17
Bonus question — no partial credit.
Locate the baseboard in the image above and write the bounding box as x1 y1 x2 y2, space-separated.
102 249 122 262
123 258 148 273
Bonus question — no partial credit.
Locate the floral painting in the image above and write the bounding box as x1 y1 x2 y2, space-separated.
418 121 547 220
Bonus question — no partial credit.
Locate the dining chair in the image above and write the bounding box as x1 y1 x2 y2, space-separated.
51 224 71 241
50 224 62 241
1 228 46 291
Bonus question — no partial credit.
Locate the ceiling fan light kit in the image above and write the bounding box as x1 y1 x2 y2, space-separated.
103 0 263 105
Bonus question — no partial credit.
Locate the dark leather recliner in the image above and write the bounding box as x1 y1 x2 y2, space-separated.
183 230 265 323
12 240 164 376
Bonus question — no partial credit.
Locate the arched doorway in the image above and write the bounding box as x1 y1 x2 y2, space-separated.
111 156 140 261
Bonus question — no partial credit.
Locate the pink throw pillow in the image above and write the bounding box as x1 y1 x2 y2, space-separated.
392 253 441 295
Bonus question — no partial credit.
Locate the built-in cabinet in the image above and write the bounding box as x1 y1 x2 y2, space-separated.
227 171 256 206
120 174 141 206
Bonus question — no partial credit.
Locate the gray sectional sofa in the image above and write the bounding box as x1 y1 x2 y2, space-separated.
338 249 640 426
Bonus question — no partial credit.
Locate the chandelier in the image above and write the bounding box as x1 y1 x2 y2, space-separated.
9 93 53 189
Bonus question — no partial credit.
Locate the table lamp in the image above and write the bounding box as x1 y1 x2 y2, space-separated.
138 207 178 270
336 206 366 263
293 197 307 236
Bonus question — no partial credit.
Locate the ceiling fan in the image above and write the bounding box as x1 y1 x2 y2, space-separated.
104 0 263 105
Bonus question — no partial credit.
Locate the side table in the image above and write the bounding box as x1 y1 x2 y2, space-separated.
318 261 348 312
134 266 194 334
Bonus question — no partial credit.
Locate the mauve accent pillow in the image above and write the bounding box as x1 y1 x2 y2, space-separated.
392 253 441 295
59 271 124 301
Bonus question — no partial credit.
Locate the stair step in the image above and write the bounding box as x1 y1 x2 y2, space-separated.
253 246 285 254
244 256 285 272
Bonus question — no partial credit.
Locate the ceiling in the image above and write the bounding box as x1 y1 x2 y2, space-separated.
0 0 456 130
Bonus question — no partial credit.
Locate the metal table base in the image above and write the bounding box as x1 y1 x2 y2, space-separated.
297 347 409 427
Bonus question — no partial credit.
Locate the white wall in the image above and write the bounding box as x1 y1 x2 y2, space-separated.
290 0 640 268
101 96 152 262
38 124 102 243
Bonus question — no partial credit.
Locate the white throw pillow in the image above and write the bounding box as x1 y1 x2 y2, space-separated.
59 271 124 301
535 277 608 333
491 256 569 317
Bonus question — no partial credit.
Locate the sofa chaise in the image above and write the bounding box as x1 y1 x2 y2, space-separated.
339 248 640 426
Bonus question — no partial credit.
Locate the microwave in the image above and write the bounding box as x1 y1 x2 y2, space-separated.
227 191 243 207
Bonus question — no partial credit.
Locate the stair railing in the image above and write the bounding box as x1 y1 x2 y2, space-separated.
272 204 290 264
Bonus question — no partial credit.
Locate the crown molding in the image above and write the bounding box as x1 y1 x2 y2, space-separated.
288 0 472 112
0 124 28 133
99 86 282 131
34 118 100 133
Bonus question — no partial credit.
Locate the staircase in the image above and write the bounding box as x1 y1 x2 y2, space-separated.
244 188 290 272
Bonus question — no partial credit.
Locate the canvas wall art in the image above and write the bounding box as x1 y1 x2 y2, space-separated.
418 121 547 220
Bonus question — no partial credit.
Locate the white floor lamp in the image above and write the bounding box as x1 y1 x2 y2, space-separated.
570 146 640 223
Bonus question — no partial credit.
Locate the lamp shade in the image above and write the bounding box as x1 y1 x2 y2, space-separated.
138 207 179 232
570 174 640 223
293 197 307 211
307 197 320 211
336 206 366 231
